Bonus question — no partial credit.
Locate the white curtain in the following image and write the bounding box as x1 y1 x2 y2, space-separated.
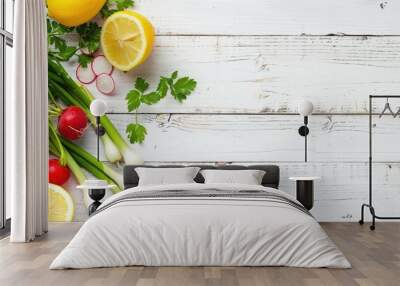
8 0 48 242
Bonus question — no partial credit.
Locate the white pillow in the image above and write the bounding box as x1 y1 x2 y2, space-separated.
200 169 266 185
135 167 201 186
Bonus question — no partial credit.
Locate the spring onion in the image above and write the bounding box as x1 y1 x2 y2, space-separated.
49 126 90 207
100 134 122 163
60 137 123 192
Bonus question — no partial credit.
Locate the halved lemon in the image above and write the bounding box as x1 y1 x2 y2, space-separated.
101 10 155 71
48 184 74 222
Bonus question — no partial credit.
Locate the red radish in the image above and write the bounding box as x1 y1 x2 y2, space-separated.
76 64 96 84
58 106 88 140
91 55 113 76
49 159 71 186
96 73 115 95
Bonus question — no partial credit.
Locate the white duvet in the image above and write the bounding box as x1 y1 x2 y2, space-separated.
50 183 351 269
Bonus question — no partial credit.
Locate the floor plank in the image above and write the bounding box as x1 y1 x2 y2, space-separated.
0 222 399 286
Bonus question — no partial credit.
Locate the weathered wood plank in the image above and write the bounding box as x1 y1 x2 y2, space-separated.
64 36 400 113
134 0 400 35
78 114 400 163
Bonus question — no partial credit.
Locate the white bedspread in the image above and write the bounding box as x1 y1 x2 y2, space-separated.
50 183 351 269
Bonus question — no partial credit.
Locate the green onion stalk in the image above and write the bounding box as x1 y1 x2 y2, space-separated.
48 58 143 165
60 137 123 193
49 122 90 206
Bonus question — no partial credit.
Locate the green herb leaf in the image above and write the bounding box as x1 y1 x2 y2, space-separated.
171 77 197 102
126 123 147 144
157 78 169 99
58 46 78 61
101 0 135 18
135 77 149 93
47 19 74 36
53 37 67 51
47 19 77 62
141 92 160 105
114 0 135 10
126 90 142 112
170 71 178 80
78 54 92 68
76 22 101 55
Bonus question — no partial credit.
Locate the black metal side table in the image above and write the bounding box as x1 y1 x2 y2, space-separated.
77 183 115 215
289 177 320 210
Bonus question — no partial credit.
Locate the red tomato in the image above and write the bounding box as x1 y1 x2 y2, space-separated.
49 159 71 186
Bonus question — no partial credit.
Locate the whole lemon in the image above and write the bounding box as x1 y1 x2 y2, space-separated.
47 0 106 27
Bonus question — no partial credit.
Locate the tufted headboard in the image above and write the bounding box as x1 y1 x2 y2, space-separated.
123 164 280 190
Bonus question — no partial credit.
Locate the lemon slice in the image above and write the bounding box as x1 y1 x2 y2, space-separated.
101 10 155 71
48 184 75 222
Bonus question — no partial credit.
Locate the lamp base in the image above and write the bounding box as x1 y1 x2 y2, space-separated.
298 126 309 136
88 188 106 215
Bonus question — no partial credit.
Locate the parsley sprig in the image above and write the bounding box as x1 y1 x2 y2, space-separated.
47 19 102 67
125 72 197 144
47 19 77 62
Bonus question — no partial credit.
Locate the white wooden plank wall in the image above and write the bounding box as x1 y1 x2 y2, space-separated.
71 0 400 221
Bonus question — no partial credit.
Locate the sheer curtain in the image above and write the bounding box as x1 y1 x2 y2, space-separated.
8 0 48 242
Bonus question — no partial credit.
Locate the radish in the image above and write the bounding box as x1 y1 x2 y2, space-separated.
76 64 96 84
96 73 115 95
58 106 88 140
49 159 71 186
91 55 113 76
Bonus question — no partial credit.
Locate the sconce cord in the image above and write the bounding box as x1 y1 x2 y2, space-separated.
304 116 308 162
96 116 100 161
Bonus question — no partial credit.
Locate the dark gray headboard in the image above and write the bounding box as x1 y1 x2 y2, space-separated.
123 165 280 190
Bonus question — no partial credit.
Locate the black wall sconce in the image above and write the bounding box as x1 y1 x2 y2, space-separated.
297 100 314 162
89 99 107 161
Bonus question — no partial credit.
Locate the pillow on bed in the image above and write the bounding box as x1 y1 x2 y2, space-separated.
135 167 201 186
200 169 266 185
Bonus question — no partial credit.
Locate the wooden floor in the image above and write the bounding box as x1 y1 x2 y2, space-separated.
0 223 399 286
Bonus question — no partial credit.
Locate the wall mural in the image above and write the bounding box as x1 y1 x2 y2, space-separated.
46 1 400 222
47 0 197 221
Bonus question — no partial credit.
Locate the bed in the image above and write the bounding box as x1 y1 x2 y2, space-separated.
50 165 350 269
